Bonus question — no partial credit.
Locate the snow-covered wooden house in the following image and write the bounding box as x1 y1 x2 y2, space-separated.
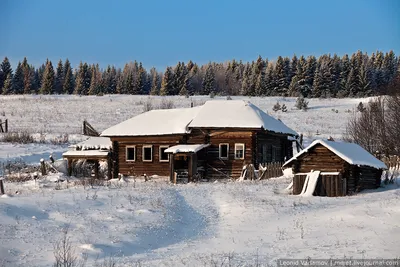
101 100 298 181
283 139 387 196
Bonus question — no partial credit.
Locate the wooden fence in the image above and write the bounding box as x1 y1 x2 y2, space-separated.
0 119 8 133
258 162 283 180
82 120 99 136
381 155 400 168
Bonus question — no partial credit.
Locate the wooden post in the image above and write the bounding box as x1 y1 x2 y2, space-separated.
0 179 4 195
107 154 112 180
174 172 177 184
67 159 72 176
94 161 99 179
169 154 175 183
5 119 8 133
0 119 3 133
40 159 46 176
188 154 193 183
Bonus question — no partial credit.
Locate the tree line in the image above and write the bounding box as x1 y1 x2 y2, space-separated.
0 50 398 97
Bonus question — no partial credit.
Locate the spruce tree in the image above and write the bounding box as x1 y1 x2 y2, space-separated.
202 63 215 95
88 64 101 95
40 60 55 94
74 62 85 95
160 67 173 96
21 57 33 94
149 67 160 95
63 59 74 94
136 63 146 95
304 55 317 95
55 59 64 94
0 57 12 91
12 62 24 94
2 73 12 95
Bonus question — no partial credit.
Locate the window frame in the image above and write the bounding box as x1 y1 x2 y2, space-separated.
126 146 136 162
219 143 229 160
234 143 245 160
142 145 153 162
159 145 170 162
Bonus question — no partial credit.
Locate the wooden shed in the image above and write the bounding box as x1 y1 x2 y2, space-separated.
283 139 387 196
63 137 112 179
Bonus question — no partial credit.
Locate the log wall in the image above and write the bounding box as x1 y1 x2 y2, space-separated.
293 173 345 197
111 135 184 176
188 129 253 179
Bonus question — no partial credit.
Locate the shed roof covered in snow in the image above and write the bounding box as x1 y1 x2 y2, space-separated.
101 100 297 137
283 139 387 169
63 150 110 159
101 107 201 137
72 137 112 150
188 100 297 135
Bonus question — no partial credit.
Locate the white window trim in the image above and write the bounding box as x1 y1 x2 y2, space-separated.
234 143 245 160
159 145 169 162
219 143 229 160
126 146 136 162
142 145 153 162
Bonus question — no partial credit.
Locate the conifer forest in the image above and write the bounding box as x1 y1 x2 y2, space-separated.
0 50 398 97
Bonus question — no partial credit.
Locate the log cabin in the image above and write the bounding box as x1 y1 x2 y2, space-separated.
101 100 298 181
283 139 387 196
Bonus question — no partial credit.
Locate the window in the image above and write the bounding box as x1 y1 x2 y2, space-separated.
234 143 245 159
159 146 169 162
126 146 136 162
219 143 229 159
142 145 153 162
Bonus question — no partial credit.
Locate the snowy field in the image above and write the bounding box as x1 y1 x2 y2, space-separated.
0 95 399 266
0 94 367 140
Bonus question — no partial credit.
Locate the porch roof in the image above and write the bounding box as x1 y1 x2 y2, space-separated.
165 144 210 154
63 150 110 159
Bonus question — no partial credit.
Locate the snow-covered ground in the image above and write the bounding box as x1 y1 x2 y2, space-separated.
0 95 399 266
0 177 399 266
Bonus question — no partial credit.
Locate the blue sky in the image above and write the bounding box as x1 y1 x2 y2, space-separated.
1 0 399 71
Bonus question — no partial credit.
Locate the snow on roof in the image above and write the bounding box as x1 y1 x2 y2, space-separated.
63 150 110 158
283 139 387 169
164 144 210 154
101 107 201 137
73 137 112 150
188 100 297 136
101 100 297 137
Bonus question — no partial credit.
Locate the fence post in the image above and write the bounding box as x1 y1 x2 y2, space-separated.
40 159 46 176
0 178 4 195
5 119 7 133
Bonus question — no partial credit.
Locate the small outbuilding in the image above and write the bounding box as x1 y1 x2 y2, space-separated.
63 137 112 179
283 139 387 197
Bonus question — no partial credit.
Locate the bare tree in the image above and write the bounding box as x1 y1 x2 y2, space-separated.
53 227 87 267
345 96 400 156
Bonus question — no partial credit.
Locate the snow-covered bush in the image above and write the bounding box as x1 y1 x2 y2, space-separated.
272 102 281 112
281 104 287 112
0 131 35 144
159 98 175 109
295 96 308 111
143 98 154 112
